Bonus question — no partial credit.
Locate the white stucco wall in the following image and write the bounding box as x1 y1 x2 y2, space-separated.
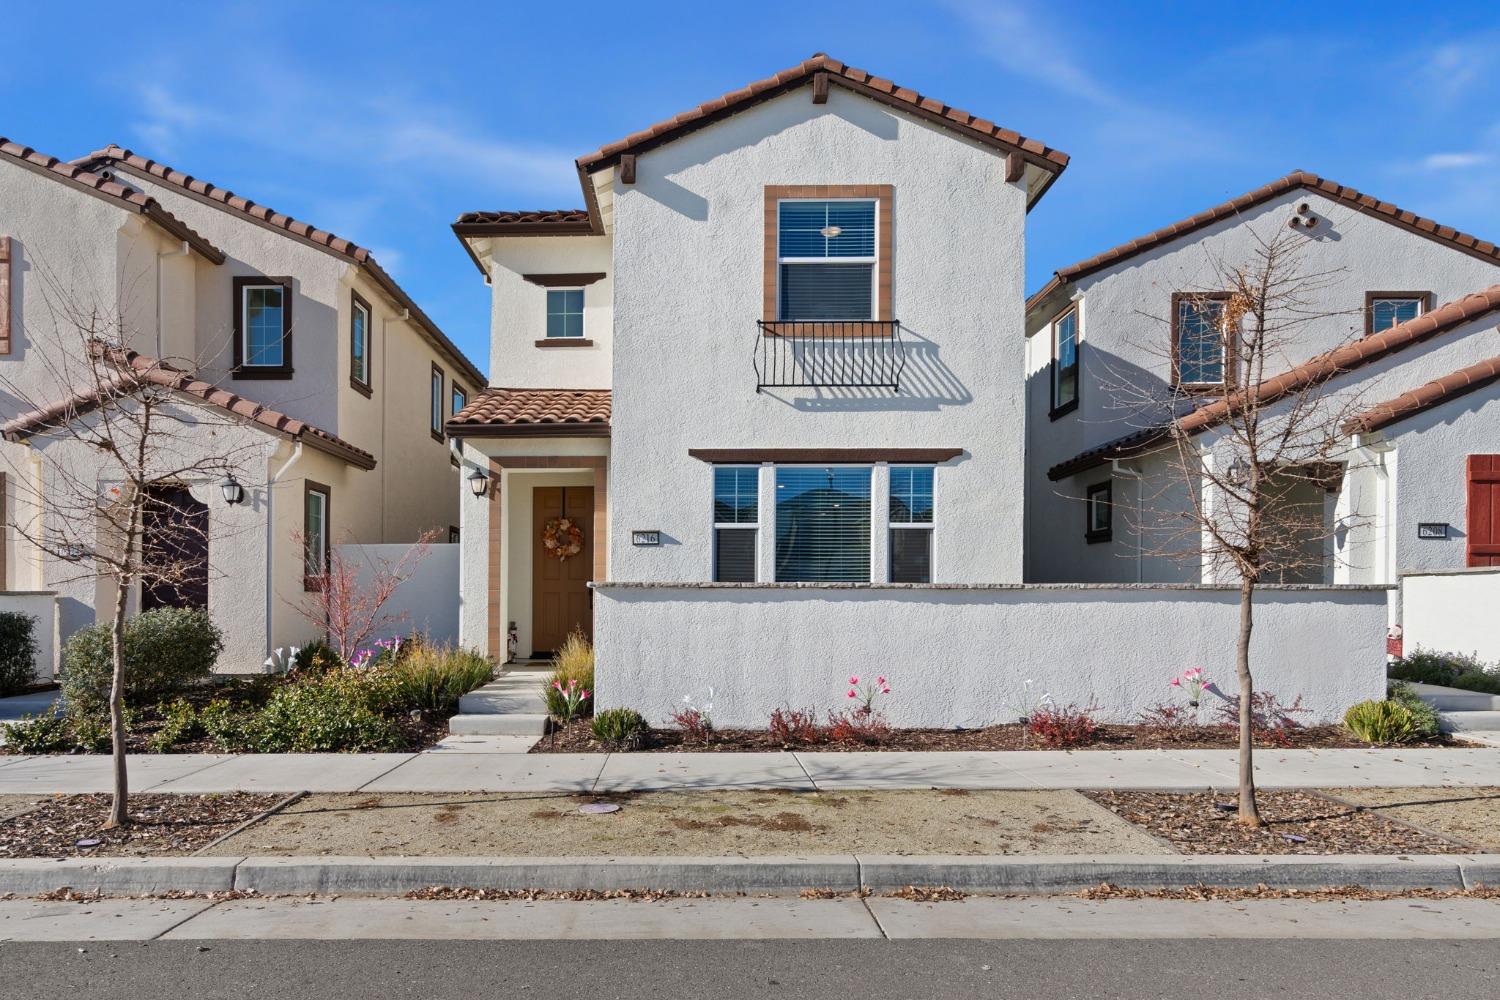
594 582 1389 726
339 542 459 647
484 236 612 389
1401 569 1500 661
0 591 58 683
609 86 1029 584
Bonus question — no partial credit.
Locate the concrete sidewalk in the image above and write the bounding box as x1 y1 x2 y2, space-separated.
0 746 1496 793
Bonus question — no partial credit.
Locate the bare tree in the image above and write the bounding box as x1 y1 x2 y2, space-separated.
1 282 258 828
1102 227 1373 826
288 528 438 662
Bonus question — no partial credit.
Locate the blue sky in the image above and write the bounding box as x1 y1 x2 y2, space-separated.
6 1 1499 375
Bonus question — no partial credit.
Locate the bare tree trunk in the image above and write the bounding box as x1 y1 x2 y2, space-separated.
1236 578 1262 827
105 573 130 828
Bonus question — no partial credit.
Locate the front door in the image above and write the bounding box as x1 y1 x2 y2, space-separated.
141 485 209 610
532 485 594 655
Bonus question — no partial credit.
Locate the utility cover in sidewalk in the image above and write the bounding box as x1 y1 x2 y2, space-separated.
579 803 620 815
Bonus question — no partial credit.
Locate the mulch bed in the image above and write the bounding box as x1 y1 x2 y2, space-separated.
1082 789 1473 855
532 719 1464 754
0 793 283 858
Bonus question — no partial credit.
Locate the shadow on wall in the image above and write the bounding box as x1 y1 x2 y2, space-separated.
760 325 973 412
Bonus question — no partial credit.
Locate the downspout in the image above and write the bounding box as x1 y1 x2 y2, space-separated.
154 241 191 357
264 440 306 662
1111 459 1145 583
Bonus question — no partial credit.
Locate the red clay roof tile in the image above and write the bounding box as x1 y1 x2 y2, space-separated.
447 388 610 438
1343 353 1500 435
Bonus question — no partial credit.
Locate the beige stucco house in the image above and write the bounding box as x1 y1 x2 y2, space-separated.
0 137 484 673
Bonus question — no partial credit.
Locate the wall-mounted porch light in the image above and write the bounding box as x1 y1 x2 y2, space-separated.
467 467 490 498
218 475 246 506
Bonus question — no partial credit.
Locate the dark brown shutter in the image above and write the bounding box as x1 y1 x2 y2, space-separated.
0 236 12 355
1468 455 1500 567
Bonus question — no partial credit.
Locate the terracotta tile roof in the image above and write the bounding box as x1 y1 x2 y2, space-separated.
1343 353 1500 435
447 387 611 438
1028 171 1500 313
4 345 376 470
0 137 223 263
1047 284 1500 480
74 145 485 387
454 210 593 227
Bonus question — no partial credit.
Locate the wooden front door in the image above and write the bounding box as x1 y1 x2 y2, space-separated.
1468 455 1500 567
141 485 209 611
532 486 594 655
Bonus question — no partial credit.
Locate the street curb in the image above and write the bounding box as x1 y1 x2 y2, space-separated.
0 854 1493 897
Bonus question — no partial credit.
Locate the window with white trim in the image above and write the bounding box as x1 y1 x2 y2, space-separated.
889 466 934 583
713 466 758 582
546 289 585 339
777 199 877 321
775 466 872 582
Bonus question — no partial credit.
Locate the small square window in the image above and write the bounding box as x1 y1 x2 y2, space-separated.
1086 481 1112 543
546 289 585 338
1366 293 1430 336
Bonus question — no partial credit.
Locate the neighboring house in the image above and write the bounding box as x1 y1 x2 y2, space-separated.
1023 172 1500 589
0 138 484 672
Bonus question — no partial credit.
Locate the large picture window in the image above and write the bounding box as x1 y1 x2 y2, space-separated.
889 466 934 583
233 276 293 376
1172 292 1231 388
1051 305 1079 416
713 466 758 582
777 199 877 321
774 466 872 582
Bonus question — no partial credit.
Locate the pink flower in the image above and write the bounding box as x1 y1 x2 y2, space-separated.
849 675 859 685
580 690 591 700
876 676 887 685
848 689 858 699
881 686 891 695
1169 677 1181 687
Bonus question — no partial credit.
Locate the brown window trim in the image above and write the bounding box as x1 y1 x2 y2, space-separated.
1085 480 1112 544
522 272 606 287
448 525 461 544
690 447 962 464
1364 290 1434 337
1049 302 1080 420
430 363 445 443
232 275 295 379
303 480 331 591
1170 291 1236 392
763 184 894 337
349 289 373 398
534 338 595 349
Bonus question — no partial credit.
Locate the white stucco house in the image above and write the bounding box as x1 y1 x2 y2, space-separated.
450 54 1391 726
0 138 484 673
1023 171 1500 596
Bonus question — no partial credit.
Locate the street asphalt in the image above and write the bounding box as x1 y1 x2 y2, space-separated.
2 938 1499 999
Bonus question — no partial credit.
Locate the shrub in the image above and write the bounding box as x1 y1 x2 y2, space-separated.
292 640 343 675
1136 702 1197 730
545 631 594 718
0 612 39 697
769 706 823 746
1388 681 1440 738
1213 692 1309 747
826 708 892 745
147 698 202 752
199 698 257 752
0 710 73 753
385 645 492 715
1389 649 1499 692
1344 699 1425 745
591 707 649 750
62 609 223 722
249 682 403 752
1025 703 1099 748
668 705 714 744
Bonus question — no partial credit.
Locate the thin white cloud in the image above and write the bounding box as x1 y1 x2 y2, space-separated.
937 0 1124 109
1419 152 1492 171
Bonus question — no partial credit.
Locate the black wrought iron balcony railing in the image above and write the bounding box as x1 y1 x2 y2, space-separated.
754 320 907 392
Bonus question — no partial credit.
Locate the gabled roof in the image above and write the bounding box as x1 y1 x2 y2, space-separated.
447 387 610 438
0 137 223 262
4 345 376 470
1028 171 1500 313
1343 353 1500 435
73 145 485 387
1047 284 1500 480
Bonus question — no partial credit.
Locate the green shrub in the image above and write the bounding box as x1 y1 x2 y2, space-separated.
199 698 257 752
1452 669 1500 696
545 631 594 718
1388 681 1441 738
147 698 202 752
292 640 343 675
61 609 223 722
250 683 403 752
1344 699 1423 745
0 710 72 753
1389 649 1496 689
591 707 648 750
0 612 39 697
385 645 492 714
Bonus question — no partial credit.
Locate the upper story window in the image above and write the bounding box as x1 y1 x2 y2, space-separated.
775 466 872 583
233 276 293 377
430 364 445 442
777 199 877 321
350 291 372 396
1366 292 1431 336
451 383 467 417
713 466 759 583
889 466 934 583
1172 292 1231 388
1051 305 1079 417
546 289 585 339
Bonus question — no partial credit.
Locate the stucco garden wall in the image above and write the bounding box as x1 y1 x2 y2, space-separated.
0 591 58 682
593 582 1389 727
339 542 459 647
1401 569 1500 662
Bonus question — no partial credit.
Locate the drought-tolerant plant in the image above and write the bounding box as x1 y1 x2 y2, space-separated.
0 612 39 697
384 644 492 715
1213 692 1309 747
0 710 73 753
1344 698 1423 745
292 640 343 675
846 674 892 716
769 706 823 746
1025 702 1100 748
288 530 438 661
199 698 256 752
1136 702 1197 732
1168 667 1211 707
249 682 404 752
545 631 595 718
551 677 591 727
1387 681 1440 739
146 698 202 752
591 707 649 750
62 608 223 722
826 708 892 745
669 689 715 744
1388 649 1500 694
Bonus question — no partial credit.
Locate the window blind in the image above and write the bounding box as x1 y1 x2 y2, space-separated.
775 466 871 582
1177 298 1225 385
778 200 876 321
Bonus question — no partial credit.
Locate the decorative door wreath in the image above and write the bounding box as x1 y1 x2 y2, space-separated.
542 516 585 561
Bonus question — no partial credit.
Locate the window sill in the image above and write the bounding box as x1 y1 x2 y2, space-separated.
233 366 295 380
1049 399 1078 421
431 430 446 444
1085 530 1113 545
350 378 372 398
535 338 595 348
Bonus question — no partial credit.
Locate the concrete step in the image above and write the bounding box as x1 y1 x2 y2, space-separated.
1438 711 1500 733
1408 683 1500 712
447 712 549 736
458 688 549 714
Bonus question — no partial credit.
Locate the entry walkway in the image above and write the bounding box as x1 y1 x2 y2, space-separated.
0 746 1495 794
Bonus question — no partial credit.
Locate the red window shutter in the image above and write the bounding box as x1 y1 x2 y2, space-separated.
0 236 11 355
1468 455 1500 567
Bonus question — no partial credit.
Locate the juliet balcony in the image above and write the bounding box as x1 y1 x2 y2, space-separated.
753 320 908 392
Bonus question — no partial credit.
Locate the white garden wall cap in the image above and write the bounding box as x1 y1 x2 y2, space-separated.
1027 170 1500 313
1400 566 1500 578
0 136 223 263
72 144 485 387
3 344 378 470
590 581 1393 592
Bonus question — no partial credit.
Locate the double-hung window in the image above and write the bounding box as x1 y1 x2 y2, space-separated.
303 482 330 590
1173 293 1230 388
546 289 585 339
777 199 877 321
1051 305 1079 416
1086 481 1112 543
713 467 759 582
430 364 445 442
1366 292 1430 336
350 292 372 395
889 466 934 583
774 466 872 582
233 276 293 376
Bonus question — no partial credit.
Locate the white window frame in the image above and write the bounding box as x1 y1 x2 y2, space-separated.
887 464 935 583
712 465 760 583
776 197 879 322
545 287 586 339
240 282 287 368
